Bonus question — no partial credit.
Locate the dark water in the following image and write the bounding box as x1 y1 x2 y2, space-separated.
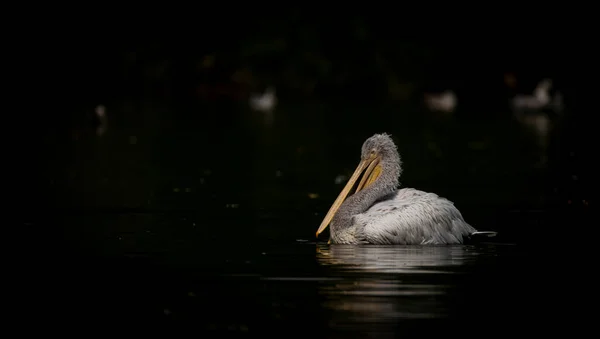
34 221 558 338
40 224 537 337
31 98 586 335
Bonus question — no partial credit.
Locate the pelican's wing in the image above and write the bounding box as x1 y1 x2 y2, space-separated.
355 188 476 245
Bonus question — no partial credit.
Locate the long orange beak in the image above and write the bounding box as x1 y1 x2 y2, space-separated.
316 155 381 239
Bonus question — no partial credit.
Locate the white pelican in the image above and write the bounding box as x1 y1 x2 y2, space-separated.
424 90 457 113
249 86 277 113
316 133 496 245
510 78 562 113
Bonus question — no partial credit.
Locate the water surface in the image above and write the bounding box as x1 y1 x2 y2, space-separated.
42 221 539 337
34 98 578 336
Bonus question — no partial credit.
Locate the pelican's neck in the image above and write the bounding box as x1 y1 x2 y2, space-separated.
331 153 401 233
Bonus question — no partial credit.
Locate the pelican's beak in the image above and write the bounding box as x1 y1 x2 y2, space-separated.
316 155 381 239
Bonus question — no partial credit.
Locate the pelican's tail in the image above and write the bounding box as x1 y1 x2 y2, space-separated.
465 231 498 244
470 231 498 238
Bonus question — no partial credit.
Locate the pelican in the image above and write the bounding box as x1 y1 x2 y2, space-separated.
424 90 457 113
315 133 497 245
510 78 563 113
249 86 277 113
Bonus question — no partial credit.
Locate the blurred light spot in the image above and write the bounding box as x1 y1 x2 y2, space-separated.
424 90 457 113
275 170 283 177
129 136 137 144
249 86 277 113
335 175 347 184
95 105 108 136
173 188 180 192
511 78 562 113
308 193 319 199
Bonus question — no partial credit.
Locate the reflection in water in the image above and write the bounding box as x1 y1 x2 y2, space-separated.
315 244 498 328
316 243 479 274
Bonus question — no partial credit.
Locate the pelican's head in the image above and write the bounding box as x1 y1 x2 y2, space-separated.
361 133 398 161
315 133 401 240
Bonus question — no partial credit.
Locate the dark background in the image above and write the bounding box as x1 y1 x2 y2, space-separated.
24 11 593 334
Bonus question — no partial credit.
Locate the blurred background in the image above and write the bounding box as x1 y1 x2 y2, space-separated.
37 12 590 243
26 10 593 334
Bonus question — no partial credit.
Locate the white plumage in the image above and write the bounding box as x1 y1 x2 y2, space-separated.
357 188 475 245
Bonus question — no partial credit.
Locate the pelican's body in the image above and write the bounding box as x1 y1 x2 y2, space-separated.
332 188 476 245
316 133 495 245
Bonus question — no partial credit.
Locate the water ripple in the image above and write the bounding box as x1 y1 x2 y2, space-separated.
314 244 511 325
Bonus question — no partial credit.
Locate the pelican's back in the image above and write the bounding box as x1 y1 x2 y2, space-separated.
355 188 476 245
